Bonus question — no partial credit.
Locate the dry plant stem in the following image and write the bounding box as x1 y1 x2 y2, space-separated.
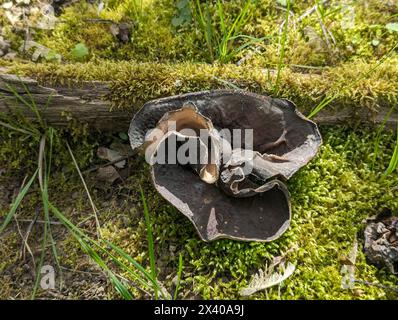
83 18 114 24
354 280 398 293
8 174 36 266
60 266 103 275
38 135 46 191
82 152 137 174
66 142 102 239
316 7 331 48
297 0 329 23
13 215 36 270
279 10 296 35
20 207 40 263
17 219 62 225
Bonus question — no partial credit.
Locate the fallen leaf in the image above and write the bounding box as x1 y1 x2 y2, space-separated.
240 262 295 296
97 147 126 168
96 166 121 184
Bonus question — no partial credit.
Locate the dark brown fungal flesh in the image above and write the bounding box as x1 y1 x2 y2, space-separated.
129 90 322 242
152 163 291 242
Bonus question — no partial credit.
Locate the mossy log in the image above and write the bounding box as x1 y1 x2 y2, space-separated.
0 73 396 131
0 73 132 130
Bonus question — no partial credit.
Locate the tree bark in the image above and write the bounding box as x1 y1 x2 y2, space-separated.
0 73 396 132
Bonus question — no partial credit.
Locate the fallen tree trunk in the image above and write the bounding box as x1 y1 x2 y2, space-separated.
0 73 132 131
0 73 397 132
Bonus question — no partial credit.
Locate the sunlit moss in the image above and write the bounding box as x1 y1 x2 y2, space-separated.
94 127 398 300
0 119 397 300
4 0 395 65
1 0 398 300
6 56 398 117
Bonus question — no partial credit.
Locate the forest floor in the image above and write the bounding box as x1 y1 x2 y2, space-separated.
0 0 398 299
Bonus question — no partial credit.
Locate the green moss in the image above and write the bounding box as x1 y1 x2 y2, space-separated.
7 57 398 117
1 118 397 299
83 127 398 300
1 0 398 300
0 233 19 298
3 0 396 65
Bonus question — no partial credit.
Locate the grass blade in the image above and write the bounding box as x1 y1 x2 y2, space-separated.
217 0 226 35
371 105 396 169
5 81 45 129
383 124 398 177
104 240 166 296
173 253 183 300
274 0 291 94
66 141 102 238
77 231 133 300
0 169 38 234
49 203 135 299
218 0 252 62
194 0 215 62
49 203 167 298
32 133 51 299
140 186 158 299
0 120 34 136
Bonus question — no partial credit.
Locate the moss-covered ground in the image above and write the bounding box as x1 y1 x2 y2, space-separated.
0 0 397 299
1 125 397 299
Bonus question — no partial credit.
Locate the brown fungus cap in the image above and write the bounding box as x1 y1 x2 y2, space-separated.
129 90 322 242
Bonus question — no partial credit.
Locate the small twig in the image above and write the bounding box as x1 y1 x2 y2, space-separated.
14 215 36 271
279 10 296 36
296 0 329 23
83 18 114 24
326 27 337 46
44 291 67 299
17 219 62 225
20 206 40 263
60 266 103 276
270 243 298 269
82 152 137 175
236 45 263 66
297 5 317 23
354 280 398 293
316 7 331 49
213 76 241 90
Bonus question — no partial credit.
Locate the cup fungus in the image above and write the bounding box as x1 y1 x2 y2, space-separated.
129 90 322 242
364 210 398 275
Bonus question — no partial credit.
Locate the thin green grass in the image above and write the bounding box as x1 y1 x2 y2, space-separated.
122 0 143 22
0 80 180 299
140 186 158 299
66 141 102 239
192 0 264 63
371 105 396 170
173 253 183 300
273 0 291 94
50 203 134 299
383 124 398 177
4 81 45 130
66 143 170 299
50 202 171 299
308 42 398 119
193 0 215 62
0 170 38 234
32 134 51 299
